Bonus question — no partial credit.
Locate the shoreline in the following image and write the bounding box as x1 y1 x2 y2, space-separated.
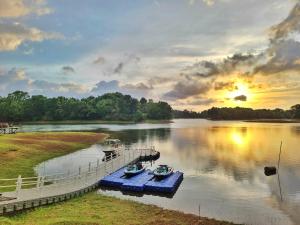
20 119 173 125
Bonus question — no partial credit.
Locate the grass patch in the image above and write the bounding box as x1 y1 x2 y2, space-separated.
0 192 236 225
0 132 107 179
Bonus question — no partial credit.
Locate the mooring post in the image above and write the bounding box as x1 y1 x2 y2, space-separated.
88 162 91 173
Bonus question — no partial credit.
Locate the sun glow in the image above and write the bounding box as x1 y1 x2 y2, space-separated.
227 82 250 100
231 132 245 146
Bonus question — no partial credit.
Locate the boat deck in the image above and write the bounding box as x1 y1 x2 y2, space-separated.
99 167 183 193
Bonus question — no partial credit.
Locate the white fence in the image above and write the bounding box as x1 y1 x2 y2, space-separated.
0 146 156 199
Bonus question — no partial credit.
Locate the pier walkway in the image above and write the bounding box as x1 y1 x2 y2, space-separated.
0 147 156 214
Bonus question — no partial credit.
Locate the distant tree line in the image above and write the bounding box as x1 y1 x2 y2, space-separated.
0 91 172 122
173 110 202 118
200 105 300 120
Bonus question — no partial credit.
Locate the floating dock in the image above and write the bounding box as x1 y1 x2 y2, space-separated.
99 167 183 193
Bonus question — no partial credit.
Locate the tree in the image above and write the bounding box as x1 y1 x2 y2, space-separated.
291 104 300 119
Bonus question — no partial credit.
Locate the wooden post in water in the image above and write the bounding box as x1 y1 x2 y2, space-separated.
277 141 283 201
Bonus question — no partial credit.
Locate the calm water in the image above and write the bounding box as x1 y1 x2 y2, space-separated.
31 119 300 225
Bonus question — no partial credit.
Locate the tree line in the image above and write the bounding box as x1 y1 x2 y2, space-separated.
0 91 172 122
199 105 300 120
1 91 299 122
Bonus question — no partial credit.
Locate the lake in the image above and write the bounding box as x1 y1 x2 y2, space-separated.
29 119 300 225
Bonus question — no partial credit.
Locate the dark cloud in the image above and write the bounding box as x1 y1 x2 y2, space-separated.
113 63 124 74
61 66 75 75
214 81 237 91
163 81 210 100
254 39 300 75
182 53 257 79
234 95 247 101
187 98 216 106
93 56 106 65
112 54 141 74
270 2 300 42
252 2 300 76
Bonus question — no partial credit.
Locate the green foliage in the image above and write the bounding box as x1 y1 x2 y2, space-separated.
173 110 202 118
0 91 172 122
291 104 300 119
200 106 294 120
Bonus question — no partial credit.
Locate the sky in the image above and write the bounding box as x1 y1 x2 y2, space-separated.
0 0 300 111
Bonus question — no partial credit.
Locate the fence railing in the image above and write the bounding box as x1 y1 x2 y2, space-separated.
0 146 156 198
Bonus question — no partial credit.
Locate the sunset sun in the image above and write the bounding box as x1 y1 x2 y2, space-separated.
226 82 252 104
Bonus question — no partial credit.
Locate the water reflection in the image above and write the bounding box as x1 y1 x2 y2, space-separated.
33 120 300 225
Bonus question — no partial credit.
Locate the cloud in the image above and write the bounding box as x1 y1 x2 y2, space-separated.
254 40 300 75
163 81 211 100
113 62 124 74
189 0 215 6
182 53 258 79
0 22 63 51
31 80 87 95
269 2 300 42
93 56 106 65
214 81 237 91
187 98 216 105
234 95 247 101
0 67 87 97
122 82 153 91
0 0 52 18
61 66 75 75
112 54 141 74
91 80 152 98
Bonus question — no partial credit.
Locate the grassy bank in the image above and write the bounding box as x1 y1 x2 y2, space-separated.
0 192 236 225
0 132 107 178
0 132 238 225
21 119 173 125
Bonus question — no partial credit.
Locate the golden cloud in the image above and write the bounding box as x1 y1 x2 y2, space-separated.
0 23 63 51
0 0 52 18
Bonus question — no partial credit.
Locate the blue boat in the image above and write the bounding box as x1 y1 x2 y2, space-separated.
153 165 173 179
124 162 145 177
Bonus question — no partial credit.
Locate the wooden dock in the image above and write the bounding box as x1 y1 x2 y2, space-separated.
0 147 157 214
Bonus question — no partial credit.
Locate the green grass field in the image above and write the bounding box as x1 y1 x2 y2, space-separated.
0 192 236 225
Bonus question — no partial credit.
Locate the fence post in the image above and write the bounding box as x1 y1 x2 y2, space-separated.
41 176 45 188
88 162 91 173
111 153 113 171
78 166 81 179
16 175 22 197
36 176 41 188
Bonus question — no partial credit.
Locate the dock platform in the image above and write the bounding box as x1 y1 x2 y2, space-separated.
99 167 183 193
122 170 153 192
144 171 183 193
